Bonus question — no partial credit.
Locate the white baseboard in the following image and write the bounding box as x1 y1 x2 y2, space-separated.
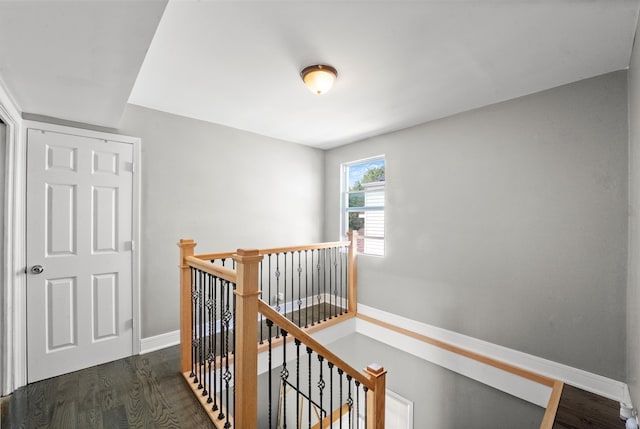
140 330 180 354
357 304 630 407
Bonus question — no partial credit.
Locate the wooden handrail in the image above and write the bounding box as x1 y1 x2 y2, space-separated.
185 255 237 283
257 241 350 255
194 251 236 261
357 313 556 387
258 299 374 390
540 380 564 429
194 241 350 261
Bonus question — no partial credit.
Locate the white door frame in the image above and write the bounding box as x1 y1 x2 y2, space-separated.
0 102 142 393
0 80 24 396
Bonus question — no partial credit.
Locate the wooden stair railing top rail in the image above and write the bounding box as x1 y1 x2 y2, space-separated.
185 255 237 283
193 240 351 261
258 299 374 390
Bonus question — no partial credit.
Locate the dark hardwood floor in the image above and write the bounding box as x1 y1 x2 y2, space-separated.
0 346 214 429
553 384 626 429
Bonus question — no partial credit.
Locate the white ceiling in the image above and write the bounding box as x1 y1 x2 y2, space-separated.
129 0 640 149
0 1 167 128
0 1 638 149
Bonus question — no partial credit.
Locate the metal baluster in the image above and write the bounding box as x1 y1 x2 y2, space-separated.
292 252 296 325
347 375 353 429
328 362 334 429
202 273 209 398
307 346 313 429
212 276 218 412
232 282 236 422
318 355 325 429
316 250 322 324
207 274 213 404
284 252 288 320
295 339 301 429
338 369 344 429
281 329 289 429
190 267 196 378
217 278 225 421
260 260 264 344
340 248 345 315
198 270 204 389
355 381 360 429
305 250 309 328
333 247 338 316
268 253 272 309
223 281 232 428
363 386 368 429
276 253 281 316
323 248 328 322
311 250 316 326
328 248 333 320
297 251 302 327
267 319 274 429
343 246 348 314
232 283 236 356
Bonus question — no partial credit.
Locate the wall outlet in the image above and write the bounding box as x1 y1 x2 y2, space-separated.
278 292 285 302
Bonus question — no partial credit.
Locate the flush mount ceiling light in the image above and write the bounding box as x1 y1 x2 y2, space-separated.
301 64 338 95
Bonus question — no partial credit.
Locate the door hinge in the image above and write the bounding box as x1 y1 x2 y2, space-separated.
130 240 136 251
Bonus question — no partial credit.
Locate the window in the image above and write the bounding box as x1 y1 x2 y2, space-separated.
342 156 385 256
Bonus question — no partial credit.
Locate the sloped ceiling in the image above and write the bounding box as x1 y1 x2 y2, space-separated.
0 1 638 148
0 1 167 128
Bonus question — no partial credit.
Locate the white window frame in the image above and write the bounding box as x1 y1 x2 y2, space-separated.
340 155 386 256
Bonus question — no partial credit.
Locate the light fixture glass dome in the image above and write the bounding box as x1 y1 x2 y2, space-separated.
301 65 337 95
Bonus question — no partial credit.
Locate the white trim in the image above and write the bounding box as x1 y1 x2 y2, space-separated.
21 120 143 377
22 121 140 145
357 304 630 406
131 131 142 355
356 315 552 407
386 390 414 429
0 77 24 396
140 330 180 354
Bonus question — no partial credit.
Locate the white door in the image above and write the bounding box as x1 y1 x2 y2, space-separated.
26 128 134 382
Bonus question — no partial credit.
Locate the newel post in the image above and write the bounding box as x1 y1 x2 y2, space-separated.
178 239 196 374
365 363 387 429
233 248 263 429
347 230 358 314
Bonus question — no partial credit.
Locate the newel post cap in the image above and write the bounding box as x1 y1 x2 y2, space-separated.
177 238 196 248
365 363 386 376
234 248 264 263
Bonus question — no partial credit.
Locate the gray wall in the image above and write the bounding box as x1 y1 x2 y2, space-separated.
628 20 640 405
329 333 544 428
324 71 628 380
118 105 324 338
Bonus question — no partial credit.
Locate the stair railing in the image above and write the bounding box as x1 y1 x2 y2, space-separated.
259 299 386 429
178 232 383 428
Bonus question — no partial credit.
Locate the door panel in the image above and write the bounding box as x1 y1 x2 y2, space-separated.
46 277 76 350
46 183 77 255
92 272 118 340
27 128 134 382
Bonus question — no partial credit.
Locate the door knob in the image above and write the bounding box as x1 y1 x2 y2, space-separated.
30 265 44 275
